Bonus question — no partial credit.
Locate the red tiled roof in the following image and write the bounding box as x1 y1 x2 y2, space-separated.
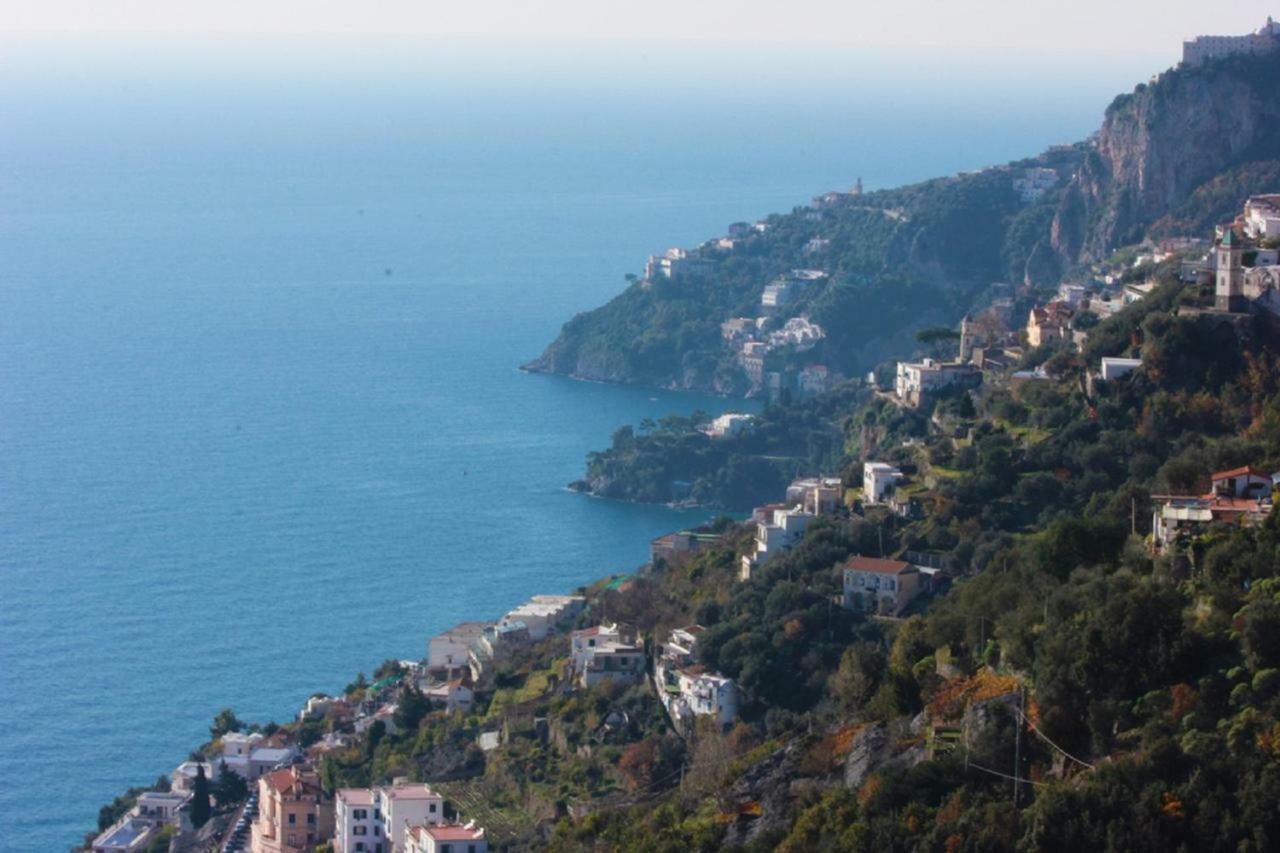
1211 465 1269 481
846 556 915 575
425 824 485 841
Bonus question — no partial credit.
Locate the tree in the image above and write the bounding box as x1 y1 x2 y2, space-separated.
213 760 248 806
190 765 211 828
365 720 387 760
209 708 243 741
395 684 430 732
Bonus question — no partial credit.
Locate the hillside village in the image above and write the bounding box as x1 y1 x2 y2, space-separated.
83 21 1280 853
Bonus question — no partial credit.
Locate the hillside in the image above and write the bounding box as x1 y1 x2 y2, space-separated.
528 53 1280 396
96 284 1280 852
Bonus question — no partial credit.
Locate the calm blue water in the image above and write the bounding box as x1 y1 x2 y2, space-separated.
0 61 1114 850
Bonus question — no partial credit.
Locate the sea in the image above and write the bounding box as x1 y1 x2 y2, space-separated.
0 44 1139 850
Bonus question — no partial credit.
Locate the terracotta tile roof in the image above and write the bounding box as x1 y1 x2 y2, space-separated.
1211 465 1270 481
425 823 486 841
846 555 915 575
337 788 374 806
261 767 321 798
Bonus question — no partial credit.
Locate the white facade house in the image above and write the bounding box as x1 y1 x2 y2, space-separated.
336 782 445 853
741 505 815 580
569 623 646 687
1012 167 1058 202
334 788 380 853
654 628 738 731
498 595 586 642
1100 357 1143 381
427 622 489 673
862 462 903 506
405 823 487 853
895 359 980 406
1245 195 1280 239
423 679 474 714
704 413 756 438
786 476 843 516
761 281 792 310
92 791 191 853
170 761 217 795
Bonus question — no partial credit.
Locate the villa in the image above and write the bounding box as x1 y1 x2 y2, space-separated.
740 504 815 580
842 555 922 616
427 622 490 674
654 627 738 731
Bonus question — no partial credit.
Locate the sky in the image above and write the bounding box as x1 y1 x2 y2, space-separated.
1 1 1276 72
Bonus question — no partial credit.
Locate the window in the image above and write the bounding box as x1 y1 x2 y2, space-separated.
429 802 437 813
288 813 296 825
354 826 367 836
441 845 452 853
307 813 316 825
355 844 365 852
468 846 477 853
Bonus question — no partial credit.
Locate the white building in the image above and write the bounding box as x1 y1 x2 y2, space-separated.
405 823 487 853
761 281 792 310
786 476 844 516
894 359 980 407
654 628 739 730
92 791 191 853
703 413 755 438
1183 17 1280 66
741 505 815 580
170 761 217 795
335 782 445 853
1100 357 1143 381
1245 194 1280 240
427 622 489 673
422 678 474 714
644 247 709 280
1012 167 1058 202
300 695 335 722
498 595 586 642
862 462 903 506
662 667 739 728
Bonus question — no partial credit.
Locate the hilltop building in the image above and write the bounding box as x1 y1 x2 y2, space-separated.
1182 17 1280 66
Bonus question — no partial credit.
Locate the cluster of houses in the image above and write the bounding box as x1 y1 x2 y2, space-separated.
719 269 841 399
654 626 739 733
739 473 847 580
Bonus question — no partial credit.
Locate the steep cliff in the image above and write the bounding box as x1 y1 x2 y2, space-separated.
1052 51 1280 263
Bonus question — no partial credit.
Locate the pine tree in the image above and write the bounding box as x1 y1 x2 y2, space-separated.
190 765 211 827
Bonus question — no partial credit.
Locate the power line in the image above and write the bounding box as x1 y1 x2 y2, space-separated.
1016 708 1095 770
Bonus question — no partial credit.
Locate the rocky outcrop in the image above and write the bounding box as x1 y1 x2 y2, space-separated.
1053 52 1280 264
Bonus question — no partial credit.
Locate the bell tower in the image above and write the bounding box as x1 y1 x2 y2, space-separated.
1215 228 1246 312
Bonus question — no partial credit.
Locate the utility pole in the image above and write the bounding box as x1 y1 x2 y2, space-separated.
1012 687 1026 808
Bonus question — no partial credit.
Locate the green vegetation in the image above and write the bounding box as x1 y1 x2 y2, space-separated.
578 384 863 508
529 148 1082 392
